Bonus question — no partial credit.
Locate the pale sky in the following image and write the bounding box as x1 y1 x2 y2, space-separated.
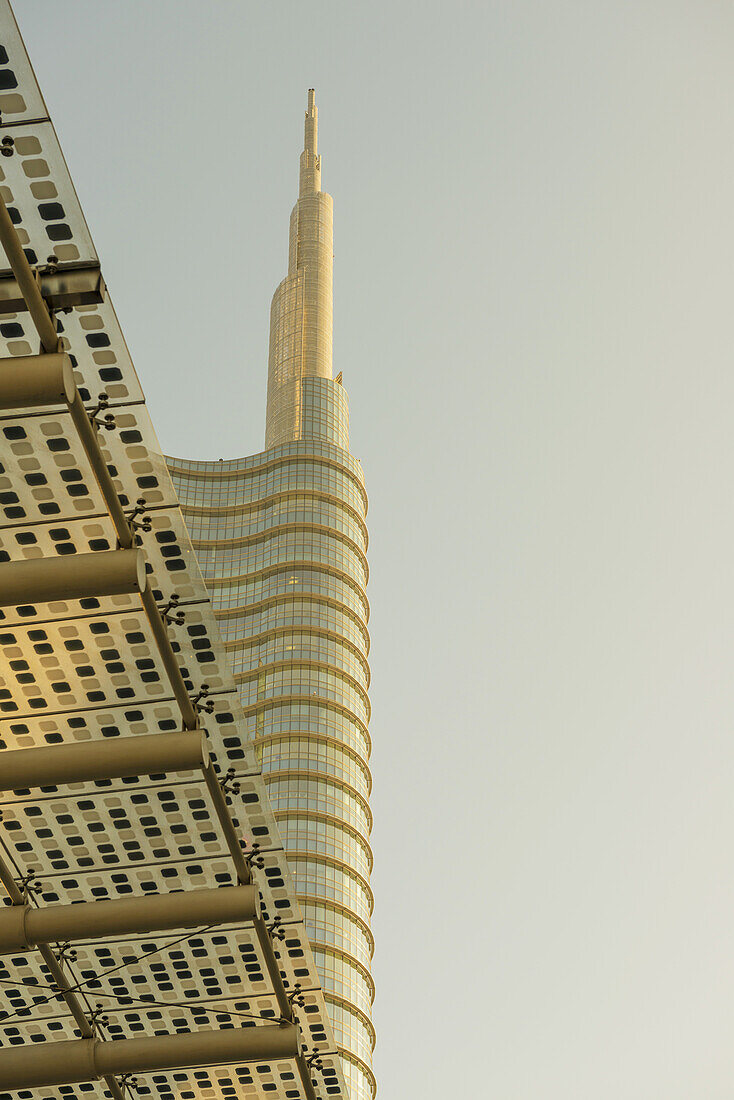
12 1 734 1097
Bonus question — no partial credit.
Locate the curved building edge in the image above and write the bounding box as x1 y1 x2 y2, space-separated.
167 440 375 1100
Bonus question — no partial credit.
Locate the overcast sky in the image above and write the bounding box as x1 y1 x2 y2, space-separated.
12 1 734 1097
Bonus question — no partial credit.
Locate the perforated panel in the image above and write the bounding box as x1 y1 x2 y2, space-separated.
1 776 291 894
0 695 260 774
0 405 177 531
0 507 213 615
0 925 333 1035
0 3 350 1096
0 122 95 271
0 4 47 126
0 298 145 405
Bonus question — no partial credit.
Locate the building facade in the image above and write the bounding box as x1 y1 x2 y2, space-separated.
167 92 375 1100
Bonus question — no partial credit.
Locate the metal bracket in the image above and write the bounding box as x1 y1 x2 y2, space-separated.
88 1003 110 1035
125 496 152 535
40 253 60 276
55 941 78 965
192 681 214 714
17 869 43 902
268 915 286 941
219 766 241 797
288 982 307 1009
244 842 265 872
88 391 116 432
159 592 185 626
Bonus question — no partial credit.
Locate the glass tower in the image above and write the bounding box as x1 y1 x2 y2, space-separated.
166 92 375 1100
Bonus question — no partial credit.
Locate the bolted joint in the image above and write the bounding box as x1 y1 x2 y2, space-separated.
268 916 286 942
219 766 241 797
88 391 116 431
17 868 44 902
159 592 185 626
244 843 265 872
41 253 60 276
89 1003 110 1034
192 682 215 714
126 497 152 534
55 941 78 965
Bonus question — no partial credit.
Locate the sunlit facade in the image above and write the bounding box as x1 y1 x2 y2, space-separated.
167 92 375 1100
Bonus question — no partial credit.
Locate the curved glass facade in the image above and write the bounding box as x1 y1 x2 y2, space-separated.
167 439 374 1099
166 91 375 1100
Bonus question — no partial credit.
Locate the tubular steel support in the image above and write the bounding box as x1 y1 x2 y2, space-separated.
0 350 74 409
0 263 104 315
0 729 208 792
199 753 320 1100
140 581 198 729
295 1050 322 1100
0 349 132 547
0 885 260 954
0 848 125 1100
67 384 133 548
0 193 59 353
201 759 252 885
251 915 322 1100
0 548 145 607
0 157 326 1100
198 767 321 1100
254 915 294 1021
0 1023 300 1089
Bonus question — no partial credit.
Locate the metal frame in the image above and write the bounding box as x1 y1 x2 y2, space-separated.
0 173 322 1100
0 852 126 1100
66 380 134 549
0 347 201 722
0 349 132 546
139 581 199 728
0 192 59 353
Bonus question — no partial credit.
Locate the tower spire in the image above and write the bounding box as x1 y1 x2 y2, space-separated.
300 88 321 196
265 90 338 448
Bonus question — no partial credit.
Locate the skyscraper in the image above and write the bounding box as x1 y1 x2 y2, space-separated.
167 92 375 1100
